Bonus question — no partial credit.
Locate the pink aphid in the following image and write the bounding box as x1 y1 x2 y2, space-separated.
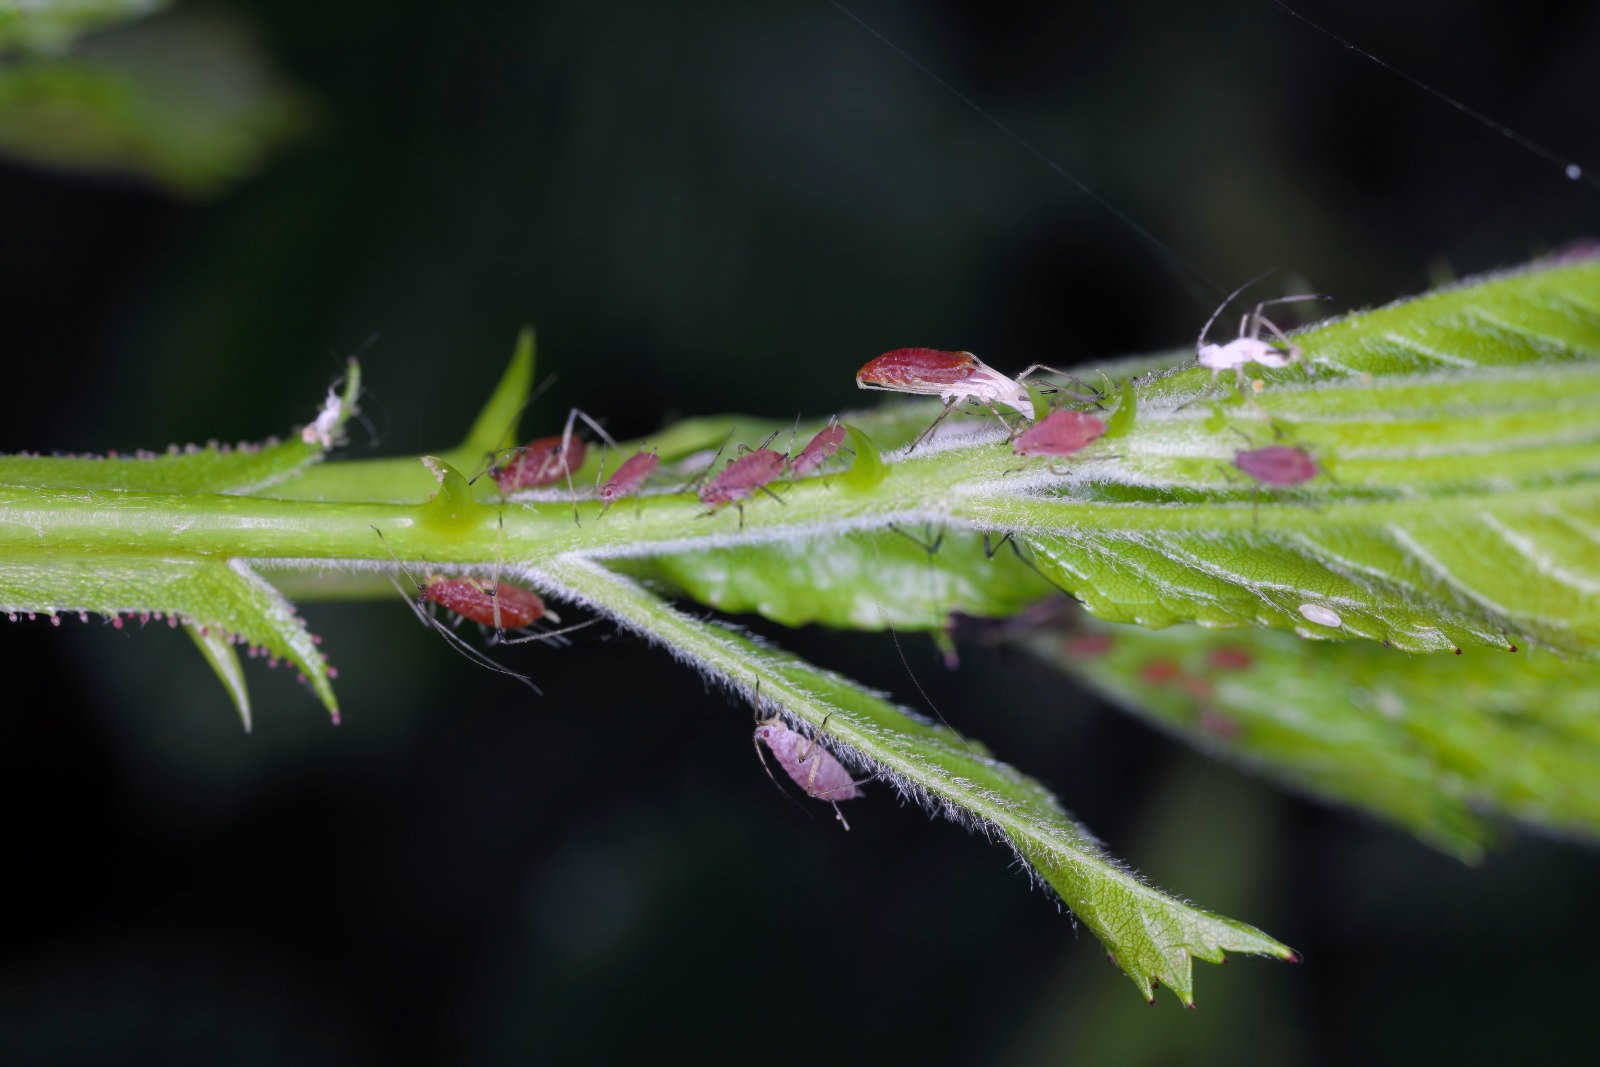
1234 445 1317 486
753 717 864 829
1012 409 1106 464
422 577 547 629
700 445 787 523
599 449 660 513
857 347 1033 448
493 434 587 494
790 419 847 479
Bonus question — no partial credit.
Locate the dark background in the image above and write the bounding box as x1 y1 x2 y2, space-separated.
3 1 1599 1063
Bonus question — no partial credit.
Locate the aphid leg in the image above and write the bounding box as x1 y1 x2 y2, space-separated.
554 407 618 524
757 483 786 505
492 616 605 646
888 522 943 555
985 529 1073 596
982 531 1016 560
979 399 1020 437
907 398 959 452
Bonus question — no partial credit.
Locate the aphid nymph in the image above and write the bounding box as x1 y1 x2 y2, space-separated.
1195 282 1327 385
752 704 864 830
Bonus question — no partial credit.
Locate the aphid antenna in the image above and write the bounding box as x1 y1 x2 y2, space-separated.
468 372 565 487
676 430 735 495
1198 270 1279 351
1014 364 1109 407
888 625 954 730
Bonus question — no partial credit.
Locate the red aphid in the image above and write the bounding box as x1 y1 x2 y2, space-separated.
493 434 587 493
790 419 847 479
1207 645 1254 671
1198 710 1241 740
600 450 660 512
754 717 863 829
1139 658 1182 685
1234 445 1317 486
423 577 546 629
1063 632 1115 658
1012 409 1106 459
700 448 787 510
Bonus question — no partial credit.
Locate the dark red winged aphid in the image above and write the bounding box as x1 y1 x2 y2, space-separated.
492 434 587 494
599 449 660 514
856 347 1033 449
790 418 847 479
1012 409 1106 463
1234 445 1317 486
422 577 547 629
753 717 864 830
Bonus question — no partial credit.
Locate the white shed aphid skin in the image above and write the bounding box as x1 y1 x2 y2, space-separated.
1298 602 1343 628
1195 281 1329 386
750 683 865 830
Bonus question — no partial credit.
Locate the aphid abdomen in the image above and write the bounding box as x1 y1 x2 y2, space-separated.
791 422 847 478
423 578 546 629
1012 410 1106 457
600 450 660 506
493 435 588 493
755 721 863 801
1234 446 1317 486
699 448 787 508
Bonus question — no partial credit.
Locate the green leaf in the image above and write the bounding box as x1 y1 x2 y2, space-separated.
0 554 339 722
534 556 1295 1006
612 530 1054 630
0 359 360 494
1016 610 1600 860
953 258 1600 657
187 621 251 732
449 326 536 464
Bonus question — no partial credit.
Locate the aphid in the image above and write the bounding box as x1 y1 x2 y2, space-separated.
699 434 787 526
1139 658 1182 685
1298 602 1343 628
597 449 660 515
492 433 587 493
1196 281 1326 385
1234 445 1318 486
753 715 864 830
856 347 1031 448
789 417 847 479
1011 409 1106 471
1206 645 1254 671
422 576 549 630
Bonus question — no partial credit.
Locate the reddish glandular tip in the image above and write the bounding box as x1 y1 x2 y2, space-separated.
700 449 787 508
1013 410 1106 457
855 348 980 389
493 435 588 493
1234 446 1317 486
600 450 660 507
423 577 546 629
790 421 847 478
